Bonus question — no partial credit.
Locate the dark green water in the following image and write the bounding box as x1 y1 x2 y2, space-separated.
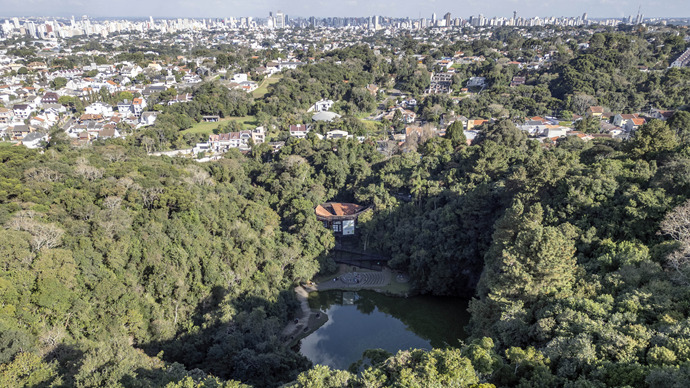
300 290 470 370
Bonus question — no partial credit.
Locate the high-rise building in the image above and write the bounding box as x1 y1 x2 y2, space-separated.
275 11 285 29
444 12 451 27
431 13 437 25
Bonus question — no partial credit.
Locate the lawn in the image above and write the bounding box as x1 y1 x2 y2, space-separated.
252 75 282 99
181 115 258 135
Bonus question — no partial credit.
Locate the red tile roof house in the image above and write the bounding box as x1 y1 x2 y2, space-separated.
315 203 370 236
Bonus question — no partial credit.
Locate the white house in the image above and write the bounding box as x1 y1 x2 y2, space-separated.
21 132 48 149
208 131 253 151
12 104 33 120
132 98 147 117
85 102 114 117
139 111 158 126
613 113 639 128
232 73 248 83
117 100 133 115
289 124 310 139
314 99 335 112
326 129 353 139
624 117 646 132
238 81 258 93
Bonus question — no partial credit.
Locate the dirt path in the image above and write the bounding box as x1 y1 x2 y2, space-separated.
282 286 327 345
282 286 311 337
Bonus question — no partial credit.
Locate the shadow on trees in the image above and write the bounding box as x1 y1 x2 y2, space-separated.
138 290 310 388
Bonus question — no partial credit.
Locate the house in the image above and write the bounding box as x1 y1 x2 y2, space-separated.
267 141 285 152
41 92 59 104
12 104 33 120
467 119 488 130
510 76 526 87
625 117 646 132
120 65 143 78
79 114 104 123
132 98 147 117
0 107 12 124
11 124 34 140
467 77 487 88
613 113 639 128
326 130 352 139
315 202 370 236
85 102 114 117
43 103 66 116
402 98 417 108
202 115 220 122
208 131 253 151
427 72 454 94
238 81 258 93
139 111 158 126
98 126 120 139
650 109 674 121
21 132 48 149
117 100 133 115
276 61 305 71
546 126 569 139
167 93 193 105
366 84 379 96
384 107 416 124
289 124 310 139
231 73 248 83
314 99 335 112
586 106 604 118
447 116 469 130
251 126 266 144
142 86 166 97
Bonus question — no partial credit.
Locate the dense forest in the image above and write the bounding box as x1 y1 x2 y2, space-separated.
4 114 690 386
4 25 690 388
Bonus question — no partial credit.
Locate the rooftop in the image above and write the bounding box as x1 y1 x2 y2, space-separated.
315 202 369 219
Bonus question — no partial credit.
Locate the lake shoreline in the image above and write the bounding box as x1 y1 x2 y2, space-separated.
283 266 412 348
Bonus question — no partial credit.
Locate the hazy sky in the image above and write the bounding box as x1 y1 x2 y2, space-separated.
1 0 689 19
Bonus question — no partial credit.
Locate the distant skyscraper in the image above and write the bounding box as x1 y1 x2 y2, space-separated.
444 12 451 27
431 13 437 25
582 12 587 21
275 10 285 28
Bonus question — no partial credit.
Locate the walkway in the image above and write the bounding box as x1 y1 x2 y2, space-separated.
282 286 327 345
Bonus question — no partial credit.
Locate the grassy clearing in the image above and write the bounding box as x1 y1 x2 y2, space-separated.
181 115 258 135
252 75 283 99
361 119 381 132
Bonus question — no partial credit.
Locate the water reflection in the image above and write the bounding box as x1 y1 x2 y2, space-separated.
300 290 469 370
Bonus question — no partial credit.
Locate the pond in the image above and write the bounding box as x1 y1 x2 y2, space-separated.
299 290 470 370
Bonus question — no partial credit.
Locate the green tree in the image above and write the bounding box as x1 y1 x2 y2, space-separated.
469 201 578 346
50 77 67 89
445 120 467 148
628 119 678 158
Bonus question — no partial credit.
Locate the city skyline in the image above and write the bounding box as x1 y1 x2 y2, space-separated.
1 0 689 20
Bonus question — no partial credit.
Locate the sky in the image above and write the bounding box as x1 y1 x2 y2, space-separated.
1 0 689 19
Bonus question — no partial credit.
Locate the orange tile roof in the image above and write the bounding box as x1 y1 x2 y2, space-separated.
315 203 367 218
